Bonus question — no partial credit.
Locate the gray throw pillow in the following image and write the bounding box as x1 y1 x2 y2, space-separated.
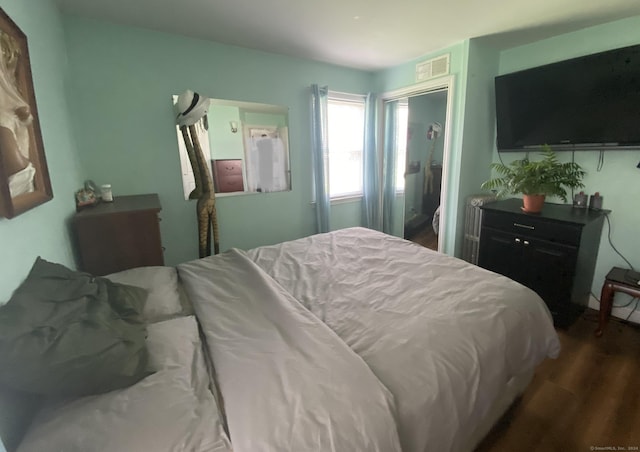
0 258 151 396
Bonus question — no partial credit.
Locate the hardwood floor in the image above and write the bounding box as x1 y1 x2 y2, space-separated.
477 310 640 451
408 225 438 251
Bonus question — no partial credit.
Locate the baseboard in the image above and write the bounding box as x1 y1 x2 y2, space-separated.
588 294 640 325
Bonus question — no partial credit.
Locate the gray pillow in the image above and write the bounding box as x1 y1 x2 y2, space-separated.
0 257 151 397
16 317 232 452
105 266 192 322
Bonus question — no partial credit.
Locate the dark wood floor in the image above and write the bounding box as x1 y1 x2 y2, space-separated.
408 226 438 251
477 310 640 451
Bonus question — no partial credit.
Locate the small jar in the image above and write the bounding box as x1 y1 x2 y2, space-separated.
589 192 603 210
101 184 113 202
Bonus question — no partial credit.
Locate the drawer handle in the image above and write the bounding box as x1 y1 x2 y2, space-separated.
523 240 530 246
515 238 521 243
514 222 535 230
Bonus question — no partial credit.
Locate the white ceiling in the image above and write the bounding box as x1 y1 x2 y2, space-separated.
55 0 640 71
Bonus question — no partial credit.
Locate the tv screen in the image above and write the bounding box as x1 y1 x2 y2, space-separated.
495 44 640 151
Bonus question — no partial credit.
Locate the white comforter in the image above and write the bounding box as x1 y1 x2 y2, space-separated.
178 249 402 452
180 227 560 452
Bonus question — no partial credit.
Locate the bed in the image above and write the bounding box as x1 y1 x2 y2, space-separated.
1 227 560 452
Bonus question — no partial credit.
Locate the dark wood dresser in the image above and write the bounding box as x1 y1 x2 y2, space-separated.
478 198 608 326
73 194 164 276
212 159 244 193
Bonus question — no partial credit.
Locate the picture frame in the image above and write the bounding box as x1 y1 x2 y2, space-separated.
0 7 52 219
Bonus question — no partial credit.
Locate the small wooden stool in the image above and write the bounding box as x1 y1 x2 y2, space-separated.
595 267 640 337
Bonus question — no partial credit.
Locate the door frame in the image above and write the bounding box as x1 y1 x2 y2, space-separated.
380 75 455 254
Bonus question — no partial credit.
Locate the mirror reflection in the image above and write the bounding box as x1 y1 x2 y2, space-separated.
383 89 448 252
174 97 291 198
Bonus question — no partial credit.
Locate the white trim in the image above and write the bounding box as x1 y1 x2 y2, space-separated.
210 98 288 114
309 194 363 207
327 90 367 101
331 194 363 205
380 75 455 255
381 76 453 102
327 94 365 200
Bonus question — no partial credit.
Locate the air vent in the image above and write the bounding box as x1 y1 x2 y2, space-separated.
416 54 450 82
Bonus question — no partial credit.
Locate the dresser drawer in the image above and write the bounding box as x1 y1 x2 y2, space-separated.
213 159 243 177
216 174 244 193
73 194 164 275
482 210 581 246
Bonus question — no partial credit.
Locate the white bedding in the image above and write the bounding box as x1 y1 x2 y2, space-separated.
178 250 402 452
247 227 561 452
178 227 560 452
17 317 232 452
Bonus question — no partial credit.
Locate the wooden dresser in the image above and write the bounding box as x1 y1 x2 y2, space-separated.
73 194 164 276
478 198 608 327
212 159 244 193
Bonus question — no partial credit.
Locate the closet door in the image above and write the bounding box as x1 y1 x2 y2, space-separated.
380 79 453 254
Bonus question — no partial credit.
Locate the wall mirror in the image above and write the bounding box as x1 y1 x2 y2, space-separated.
174 96 291 199
381 76 454 254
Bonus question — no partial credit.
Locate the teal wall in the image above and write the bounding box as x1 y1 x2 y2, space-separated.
0 2 83 450
242 111 287 128
0 1 83 303
209 105 244 161
63 16 373 266
496 16 640 319
374 42 469 255
457 39 501 255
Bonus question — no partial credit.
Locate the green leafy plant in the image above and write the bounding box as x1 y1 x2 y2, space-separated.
481 145 586 202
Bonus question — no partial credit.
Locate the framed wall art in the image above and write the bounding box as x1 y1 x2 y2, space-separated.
0 7 52 219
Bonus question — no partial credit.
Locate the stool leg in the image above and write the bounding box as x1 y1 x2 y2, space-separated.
596 281 614 337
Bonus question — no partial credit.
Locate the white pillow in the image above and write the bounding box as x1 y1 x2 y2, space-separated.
17 316 231 452
104 266 187 322
146 316 203 377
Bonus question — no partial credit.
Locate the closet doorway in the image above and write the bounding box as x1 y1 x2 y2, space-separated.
381 76 453 253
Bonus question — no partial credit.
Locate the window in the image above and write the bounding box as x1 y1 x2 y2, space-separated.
327 93 365 199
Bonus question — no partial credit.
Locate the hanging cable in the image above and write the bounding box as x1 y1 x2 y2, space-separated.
596 149 605 171
624 298 639 322
591 291 638 308
604 213 636 271
616 297 637 309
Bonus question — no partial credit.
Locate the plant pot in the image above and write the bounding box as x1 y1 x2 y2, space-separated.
522 194 545 213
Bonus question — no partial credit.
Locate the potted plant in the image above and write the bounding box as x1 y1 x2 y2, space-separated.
481 145 586 213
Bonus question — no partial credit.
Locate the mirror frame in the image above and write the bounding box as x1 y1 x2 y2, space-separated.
174 96 291 198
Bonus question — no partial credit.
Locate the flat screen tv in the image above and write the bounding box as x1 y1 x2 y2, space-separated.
495 44 640 151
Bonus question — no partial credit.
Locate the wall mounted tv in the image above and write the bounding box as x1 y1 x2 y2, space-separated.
495 44 640 152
